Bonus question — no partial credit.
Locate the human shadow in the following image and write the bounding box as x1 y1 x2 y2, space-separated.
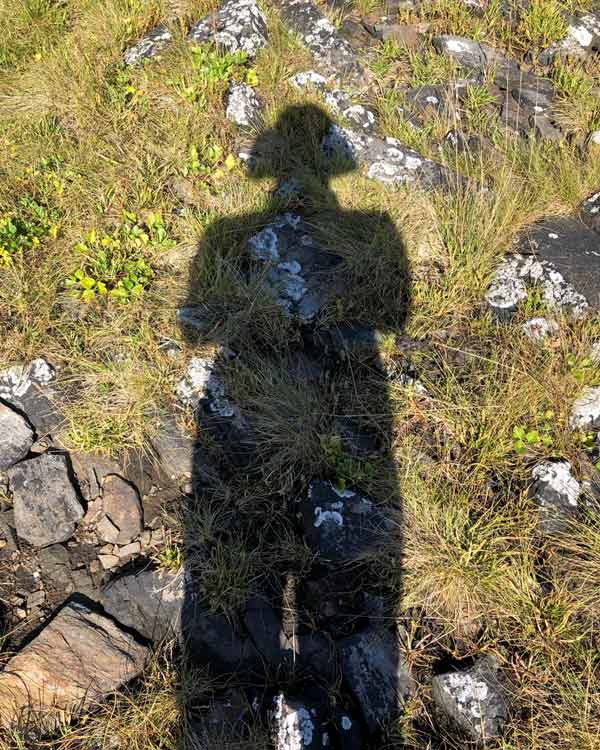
179 104 412 748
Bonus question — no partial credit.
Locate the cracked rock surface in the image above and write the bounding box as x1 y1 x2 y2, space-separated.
188 0 268 57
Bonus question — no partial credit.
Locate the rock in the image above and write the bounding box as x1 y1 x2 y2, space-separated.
8 453 84 548
277 0 365 81
540 11 600 64
243 594 287 669
271 691 329 750
580 189 600 235
299 480 393 563
531 460 580 533
521 316 559 340
432 35 520 81
531 111 563 141
188 0 268 58
0 357 61 435
100 475 143 545
248 212 344 321
118 541 141 558
38 544 73 589
569 386 600 431
337 627 414 735
226 83 263 127
149 415 195 480
176 354 227 410
339 18 377 50
324 89 376 133
516 217 600 309
0 599 147 731
322 125 464 190
101 567 184 641
432 656 509 741
190 689 252 745
486 252 588 320
0 403 34 470
123 26 172 66
99 553 120 570
373 22 423 48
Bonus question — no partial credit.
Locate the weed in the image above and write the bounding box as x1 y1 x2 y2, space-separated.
177 44 249 105
320 433 376 491
518 0 568 51
512 410 555 454
0 197 59 265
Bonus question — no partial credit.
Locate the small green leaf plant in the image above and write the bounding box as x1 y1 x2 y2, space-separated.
0 197 59 265
567 353 600 385
178 45 249 104
65 211 173 303
513 410 555 455
320 433 376 492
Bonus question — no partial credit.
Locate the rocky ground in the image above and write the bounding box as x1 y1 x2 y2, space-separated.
1 0 600 747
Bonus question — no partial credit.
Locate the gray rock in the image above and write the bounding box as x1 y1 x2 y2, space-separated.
248 212 344 321
271 692 329 750
123 26 172 66
226 82 263 127
188 0 268 58
324 89 376 133
521 316 559 340
337 627 414 735
323 125 463 191
432 656 509 741
581 189 600 235
8 453 84 548
277 0 365 81
569 386 600 431
0 402 34 470
0 357 61 434
531 460 580 533
432 35 520 81
486 252 588 320
149 415 195 480
298 480 394 563
99 475 143 545
540 11 600 64
0 599 148 731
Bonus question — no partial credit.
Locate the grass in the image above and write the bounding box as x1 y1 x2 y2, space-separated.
1 0 600 746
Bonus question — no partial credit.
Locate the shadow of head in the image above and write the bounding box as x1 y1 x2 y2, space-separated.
241 103 354 189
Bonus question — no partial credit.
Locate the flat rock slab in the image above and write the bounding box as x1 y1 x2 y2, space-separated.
99 475 143 545
0 600 147 731
299 480 393 563
337 627 414 735
276 0 365 81
0 403 33 471
432 656 509 741
516 217 600 310
189 0 268 58
8 453 84 548
322 125 464 190
248 212 344 321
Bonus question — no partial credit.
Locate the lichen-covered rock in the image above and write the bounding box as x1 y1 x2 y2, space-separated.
432 656 509 741
581 189 600 235
432 35 520 80
322 125 463 190
486 253 588 320
531 460 580 533
337 627 414 735
177 354 233 413
539 11 600 64
123 26 172 66
299 480 394 563
0 403 34 471
8 453 84 548
226 82 263 127
248 212 344 321
521 316 559 340
277 0 365 80
271 692 329 750
0 357 60 433
290 73 376 132
188 0 268 58
0 600 147 731
569 386 600 431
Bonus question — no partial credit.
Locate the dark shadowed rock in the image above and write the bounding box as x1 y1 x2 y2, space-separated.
337 627 414 735
271 690 330 750
188 0 268 58
531 460 580 534
0 402 33 470
581 189 600 235
298 480 394 563
99 475 143 545
0 599 147 731
8 453 84 548
190 689 253 746
432 656 509 741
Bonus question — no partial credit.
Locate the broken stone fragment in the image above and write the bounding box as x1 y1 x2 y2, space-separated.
226 82 264 127
298 480 395 563
569 386 600 431
322 125 464 191
0 357 61 434
0 599 147 731
99 474 143 545
0 402 34 470
432 656 509 741
337 627 414 735
188 0 268 58
8 453 84 548
531 460 580 534
123 26 172 66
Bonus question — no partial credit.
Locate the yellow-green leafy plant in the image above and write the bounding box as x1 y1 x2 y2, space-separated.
0 197 59 265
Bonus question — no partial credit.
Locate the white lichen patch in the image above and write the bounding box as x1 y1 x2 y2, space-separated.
444 672 489 719
0 358 56 400
314 505 344 527
521 317 559 340
226 83 263 127
532 461 581 508
569 386 600 431
273 693 315 749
